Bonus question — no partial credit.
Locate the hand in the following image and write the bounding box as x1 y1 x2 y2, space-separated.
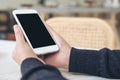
12 25 44 65
44 24 72 69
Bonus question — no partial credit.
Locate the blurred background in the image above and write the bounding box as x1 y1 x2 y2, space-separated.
0 0 120 47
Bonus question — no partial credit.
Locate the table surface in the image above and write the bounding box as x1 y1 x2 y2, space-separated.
0 40 113 80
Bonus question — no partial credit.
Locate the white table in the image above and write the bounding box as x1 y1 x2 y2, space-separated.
0 40 113 80
0 40 21 80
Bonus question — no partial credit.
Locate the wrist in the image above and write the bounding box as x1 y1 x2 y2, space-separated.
20 53 39 64
21 56 45 65
63 46 72 69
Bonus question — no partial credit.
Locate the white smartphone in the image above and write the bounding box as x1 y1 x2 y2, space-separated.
12 9 59 55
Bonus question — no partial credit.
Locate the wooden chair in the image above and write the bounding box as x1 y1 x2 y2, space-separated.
46 17 115 49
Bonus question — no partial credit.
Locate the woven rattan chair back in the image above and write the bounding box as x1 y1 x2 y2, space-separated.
46 17 115 49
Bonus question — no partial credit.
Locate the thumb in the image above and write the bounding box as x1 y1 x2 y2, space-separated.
14 25 25 45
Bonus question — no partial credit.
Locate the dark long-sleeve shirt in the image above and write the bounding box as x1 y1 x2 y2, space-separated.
21 58 66 80
21 48 120 80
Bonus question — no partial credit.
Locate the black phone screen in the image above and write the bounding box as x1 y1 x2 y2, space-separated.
16 14 55 48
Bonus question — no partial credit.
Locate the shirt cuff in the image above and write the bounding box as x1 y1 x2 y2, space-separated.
69 47 100 75
21 58 44 76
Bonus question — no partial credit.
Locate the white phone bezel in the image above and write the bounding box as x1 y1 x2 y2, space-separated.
13 9 59 55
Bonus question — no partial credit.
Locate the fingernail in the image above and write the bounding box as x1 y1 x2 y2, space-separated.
14 25 19 33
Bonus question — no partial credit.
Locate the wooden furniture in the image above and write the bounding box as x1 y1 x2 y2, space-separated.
0 11 10 39
0 11 15 40
46 17 115 49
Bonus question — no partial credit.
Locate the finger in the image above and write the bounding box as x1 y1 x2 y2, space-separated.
45 23 70 47
13 25 25 45
37 55 45 60
45 23 57 35
45 23 63 40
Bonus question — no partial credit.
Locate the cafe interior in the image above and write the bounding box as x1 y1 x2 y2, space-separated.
0 0 120 80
